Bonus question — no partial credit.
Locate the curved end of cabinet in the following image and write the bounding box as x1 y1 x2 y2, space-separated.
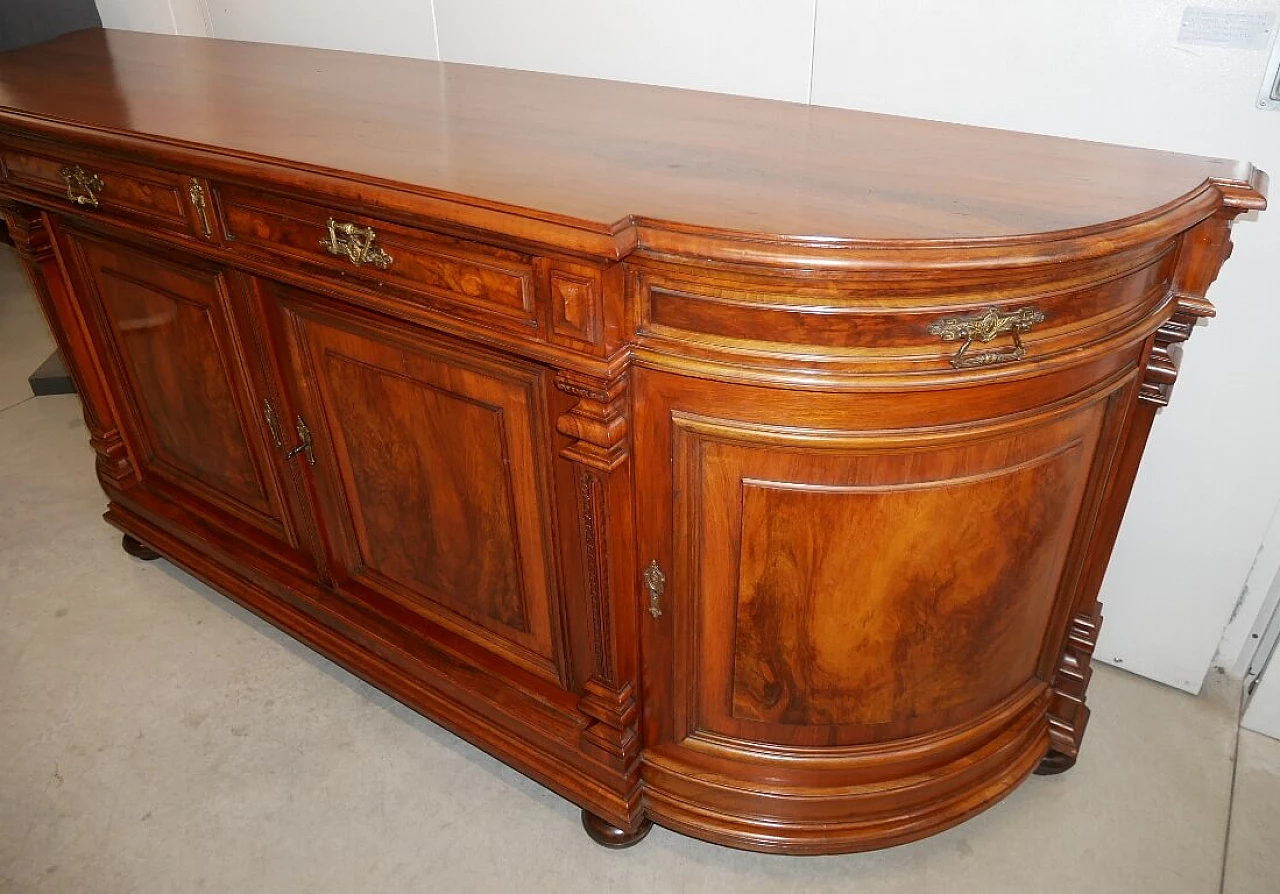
641 688 1052 854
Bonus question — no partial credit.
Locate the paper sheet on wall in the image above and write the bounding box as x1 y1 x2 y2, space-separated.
1177 7 1276 50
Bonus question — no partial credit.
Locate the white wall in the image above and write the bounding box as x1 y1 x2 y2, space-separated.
93 0 1280 693
95 0 192 34
433 0 816 101
204 2 438 59
96 1 439 56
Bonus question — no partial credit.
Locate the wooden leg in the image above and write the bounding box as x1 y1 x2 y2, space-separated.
1034 748 1077 776
581 810 652 849
121 533 161 561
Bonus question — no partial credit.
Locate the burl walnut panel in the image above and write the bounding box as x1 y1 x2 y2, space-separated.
269 286 564 683
0 29 1266 855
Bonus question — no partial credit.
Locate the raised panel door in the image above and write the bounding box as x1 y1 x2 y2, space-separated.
635 369 1119 765
261 283 567 687
60 227 314 567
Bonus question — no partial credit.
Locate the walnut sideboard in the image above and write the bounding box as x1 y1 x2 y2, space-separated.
0 29 1266 854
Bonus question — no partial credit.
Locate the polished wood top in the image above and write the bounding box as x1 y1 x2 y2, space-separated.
0 29 1264 245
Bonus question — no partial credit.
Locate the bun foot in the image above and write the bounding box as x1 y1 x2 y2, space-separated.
1034 748 1077 776
581 810 652 849
121 533 161 561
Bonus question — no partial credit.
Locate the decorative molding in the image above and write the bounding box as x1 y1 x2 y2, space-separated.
1045 603 1101 759
549 264 602 346
577 678 640 771
577 469 614 683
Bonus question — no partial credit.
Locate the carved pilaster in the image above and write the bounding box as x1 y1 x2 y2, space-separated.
577 469 615 684
0 201 136 488
555 369 639 774
1044 603 1101 766
1042 194 1261 773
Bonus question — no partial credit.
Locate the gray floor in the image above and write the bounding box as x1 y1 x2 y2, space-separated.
0 243 1276 893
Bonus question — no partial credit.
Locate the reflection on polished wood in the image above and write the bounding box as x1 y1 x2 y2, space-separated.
0 29 1266 855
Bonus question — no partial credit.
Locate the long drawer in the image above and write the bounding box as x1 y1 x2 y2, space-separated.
213 183 540 333
0 135 207 239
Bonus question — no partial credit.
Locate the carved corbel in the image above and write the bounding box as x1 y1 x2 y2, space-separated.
554 370 628 470
1141 180 1264 406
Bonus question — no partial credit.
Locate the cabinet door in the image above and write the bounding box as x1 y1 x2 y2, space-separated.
60 227 315 570
261 283 567 688
635 369 1114 760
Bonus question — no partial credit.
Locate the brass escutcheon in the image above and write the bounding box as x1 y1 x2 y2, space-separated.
644 560 666 619
188 178 213 238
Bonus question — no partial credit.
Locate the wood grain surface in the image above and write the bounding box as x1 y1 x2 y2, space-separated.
0 29 1259 243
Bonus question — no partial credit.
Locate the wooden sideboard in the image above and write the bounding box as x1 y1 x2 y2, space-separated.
0 29 1266 855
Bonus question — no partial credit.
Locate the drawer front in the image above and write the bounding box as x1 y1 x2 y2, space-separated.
214 183 538 331
0 137 200 236
636 243 1179 372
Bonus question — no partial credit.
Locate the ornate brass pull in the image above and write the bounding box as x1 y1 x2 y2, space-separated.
265 400 314 465
319 218 393 270
644 560 666 619
928 305 1046 369
189 178 213 238
284 416 316 465
60 165 104 208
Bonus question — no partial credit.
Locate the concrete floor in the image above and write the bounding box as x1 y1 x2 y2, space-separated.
1 243 1277 893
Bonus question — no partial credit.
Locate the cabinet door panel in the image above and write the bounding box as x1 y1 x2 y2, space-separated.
637 371 1112 756
63 229 306 557
267 286 564 684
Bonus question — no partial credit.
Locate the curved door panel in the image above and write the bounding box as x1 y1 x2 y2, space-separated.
635 368 1122 760
677 412 1097 748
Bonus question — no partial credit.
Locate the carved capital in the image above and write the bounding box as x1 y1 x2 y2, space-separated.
555 370 629 470
1139 212 1237 407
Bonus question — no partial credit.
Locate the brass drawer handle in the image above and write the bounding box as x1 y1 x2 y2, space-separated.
60 164 104 208
928 306 1046 368
320 217 393 270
